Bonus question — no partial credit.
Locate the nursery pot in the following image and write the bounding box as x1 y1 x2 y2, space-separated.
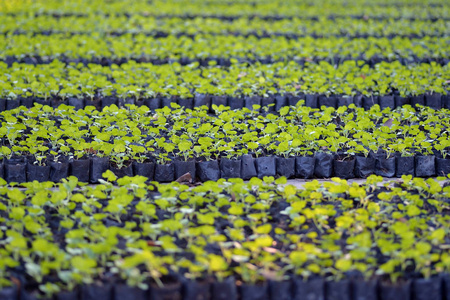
133 161 155 181
395 155 415 177
295 156 315 179
174 160 196 180
255 156 276 178
355 155 376 178
241 154 257 180
415 155 436 177
69 158 90 182
220 158 241 179
276 156 295 179
314 152 333 178
197 160 220 182
333 156 355 179
90 156 109 183
211 277 238 300
154 163 175 182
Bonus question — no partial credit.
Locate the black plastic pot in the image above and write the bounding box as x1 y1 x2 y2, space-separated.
337 96 353 107
411 95 425 108
56 288 79 300
352 279 378 300
375 154 396 178
275 95 288 111
144 98 162 110
90 156 109 183
315 152 333 178
269 280 292 300
69 158 90 182
211 95 228 112
425 93 442 110
161 97 176 109
197 160 220 182
295 156 315 179
114 284 147 300
239 282 269 300
276 156 295 179
395 96 410 108
228 96 244 110
182 279 211 300
34 98 51 107
293 278 324 300
241 154 257 180
379 95 395 110
102 96 118 109
412 277 441 300
154 163 175 182
395 155 415 177
68 97 85 110
133 161 155 181
118 97 135 108
149 282 182 300
326 280 351 300
415 155 436 177
194 93 211 109
355 155 376 178
0 284 18 300
81 283 113 300
5 158 27 183
262 97 275 112
379 281 411 300
362 95 378 110
178 97 194 110
174 160 196 180
20 97 34 108
443 94 450 109
353 94 363 108
333 157 355 179
255 156 276 178
6 99 20 110
287 94 303 107
110 163 133 178
443 274 450 300
220 158 241 179
0 159 4 179
245 96 262 111
49 160 69 182
436 157 450 177
211 277 238 300
318 95 337 108
0 98 6 112
52 99 69 108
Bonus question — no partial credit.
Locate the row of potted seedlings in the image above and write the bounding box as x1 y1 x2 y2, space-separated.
0 174 449 299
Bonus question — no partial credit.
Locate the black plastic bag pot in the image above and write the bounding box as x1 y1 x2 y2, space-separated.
352 279 378 300
353 94 363 108
6 99 20 110
241 154 257 180
81 283 113 300
436 158 450 177
197 160 220 182
287 94 303 107
178 98 194 110
49 161 69 182
396 155 415 177
182 279 211 300
305 94 318 108
212 277 238 300
115 284 147 300
0 284 19 300
0 98 6 112
85 99 101 110
269 280 292 300
5 159 27 183
314 152 333 178
255 156 276 178
90 156 109 183
326 280 351 300
69 158 90 182
118 97 135 108
411 95 425 108
211 95 228 112
415 155 436 177
412 277 441 300
144 98 161 110
355 155 376 178
56 289 79 300
295 156 315 179
68 97 85 110
149 282 182 300
154 163 175 182
110 163 133 178
194 93 211 109
425 93 441 110
52 99 68 108
239 282 269 300
275 95 288 111
395 96 410 108
337 96 353 107
443 274 450 300
379 96 395 110
262 97 275 111
228 96 244 110
102 96 118 109
333 157 355 179
379 281 411 300
161 97 175 109
443 94 450 109
34 98 51 107
318 95 337 108
276 156 295 179
375 155 396 178
362 95 378 110
0 160 4 179
174 160 196 180
20 97 34 108
293 278 324 300
220 158 241 179
245 96 261 111
133 161 155 181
